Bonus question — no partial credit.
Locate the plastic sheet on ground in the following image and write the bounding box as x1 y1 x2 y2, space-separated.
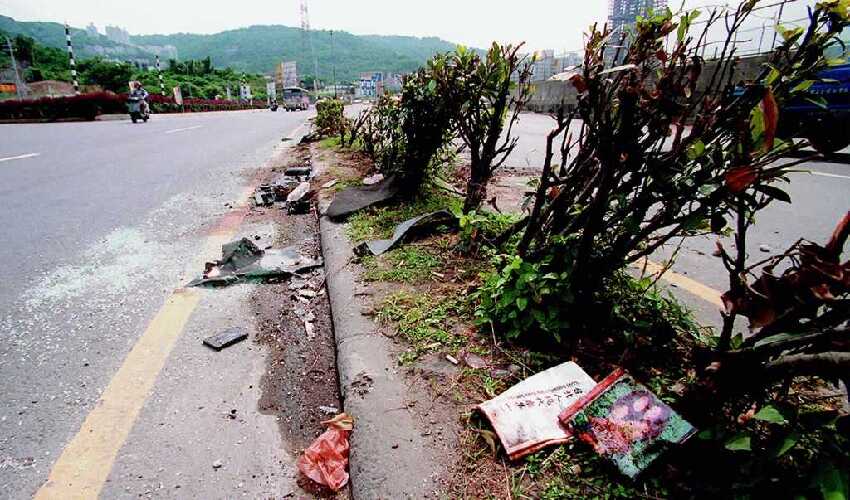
354 210 458 256
324 176 399 220
559 368 697 479
186 238 322 287
297 413 354 492
477 361 597 460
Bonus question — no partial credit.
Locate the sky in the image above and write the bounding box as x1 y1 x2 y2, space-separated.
0 0 818 53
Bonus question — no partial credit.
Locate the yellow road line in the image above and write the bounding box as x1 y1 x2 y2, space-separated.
634 259 724 309
34 121 309 499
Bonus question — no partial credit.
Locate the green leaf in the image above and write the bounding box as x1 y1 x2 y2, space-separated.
687 140 706 160
773 432 799 457
725 433 752 451
815 462 849 500
765 68 781 86
754 405 787 424
516 297 529 311
755 185 792 203
792 80 815 93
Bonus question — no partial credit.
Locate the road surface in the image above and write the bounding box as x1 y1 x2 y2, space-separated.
0 109 313 498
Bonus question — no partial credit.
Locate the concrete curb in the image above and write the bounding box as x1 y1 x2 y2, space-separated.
319 216 440 498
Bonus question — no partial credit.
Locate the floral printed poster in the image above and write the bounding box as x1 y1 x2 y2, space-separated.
559 369 696 478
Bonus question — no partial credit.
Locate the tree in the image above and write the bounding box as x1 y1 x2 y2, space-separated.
451 44 532 213
78 58 134 92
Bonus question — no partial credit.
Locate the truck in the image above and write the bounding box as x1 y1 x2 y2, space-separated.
282 87 310 111
780 62 850 154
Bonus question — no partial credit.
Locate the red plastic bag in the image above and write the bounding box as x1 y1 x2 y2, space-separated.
297 413 354 492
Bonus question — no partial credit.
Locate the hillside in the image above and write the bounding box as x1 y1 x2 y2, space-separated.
0 15 461 81
132 26 458 81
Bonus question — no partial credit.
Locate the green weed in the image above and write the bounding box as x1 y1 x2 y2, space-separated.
361 246 442 283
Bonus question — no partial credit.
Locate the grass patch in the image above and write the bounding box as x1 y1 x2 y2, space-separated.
346 188 462 242
361 246 442 283
376 290 469 365
318 135 341 150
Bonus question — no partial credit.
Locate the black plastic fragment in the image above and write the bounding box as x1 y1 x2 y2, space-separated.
203 328 248 351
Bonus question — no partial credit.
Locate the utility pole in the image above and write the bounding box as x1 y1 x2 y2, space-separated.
300 0 319 94
156 55 165 95
771 0 787 51
331 30 337 98
65 23 80 95
4 36 24 100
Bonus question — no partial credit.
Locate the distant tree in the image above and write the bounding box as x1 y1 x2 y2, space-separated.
78 58 134 92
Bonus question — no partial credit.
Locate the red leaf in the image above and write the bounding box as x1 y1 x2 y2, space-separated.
569 74 588 93
725 166 757 193
825 211 850 258
762 89 779 151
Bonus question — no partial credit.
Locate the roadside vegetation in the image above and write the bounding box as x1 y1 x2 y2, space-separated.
321 2 850 496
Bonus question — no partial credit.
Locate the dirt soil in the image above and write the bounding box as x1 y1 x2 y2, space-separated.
243 147 349 499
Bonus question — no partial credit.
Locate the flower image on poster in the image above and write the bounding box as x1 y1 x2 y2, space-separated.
559 369 696 479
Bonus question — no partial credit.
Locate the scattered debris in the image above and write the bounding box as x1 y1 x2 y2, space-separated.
321 179 338 189
445 354 459 365
298 289 317 299
286 181 313 214
254 185 276 206
304 321 316 339
350 372 374 397
478 361 597 460
186 238 322 287
285 166 312 178
212 459 223 469
324 176 399 220
319 405 339 415
559 369 696 479
463 352 488 369
354 210 458 256
203 328 249 351
297 413 354 492
362 173 384 185
759 244 772 253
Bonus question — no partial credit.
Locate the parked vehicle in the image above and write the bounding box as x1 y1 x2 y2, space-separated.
780 63 850 153
127 96 149 123
282 87 310 111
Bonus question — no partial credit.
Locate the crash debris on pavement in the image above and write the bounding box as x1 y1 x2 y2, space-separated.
354 210 458 257
297 413 354 492
186 238 322 287
324 176 400 220
203 328 249 351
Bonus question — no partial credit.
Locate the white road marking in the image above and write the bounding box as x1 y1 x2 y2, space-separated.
164 125 203 134
0 152 40 163
811 171 850 180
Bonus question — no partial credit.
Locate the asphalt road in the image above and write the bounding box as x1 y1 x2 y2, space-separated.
0 109 312 498
505 112 850 328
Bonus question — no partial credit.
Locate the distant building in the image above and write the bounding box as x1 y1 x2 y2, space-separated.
608 0 667 37
104 25 131 44
85 23 99 37
356 72 384 98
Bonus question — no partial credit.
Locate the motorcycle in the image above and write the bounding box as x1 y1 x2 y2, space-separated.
127 96 150 123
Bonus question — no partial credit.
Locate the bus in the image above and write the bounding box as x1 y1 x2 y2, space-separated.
282 87 310 111
780 63 850 154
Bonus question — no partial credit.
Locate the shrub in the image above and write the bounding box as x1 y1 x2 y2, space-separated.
315 98 345 136
491 1 849 345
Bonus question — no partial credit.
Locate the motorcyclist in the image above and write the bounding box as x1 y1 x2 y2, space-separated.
129 81 149 115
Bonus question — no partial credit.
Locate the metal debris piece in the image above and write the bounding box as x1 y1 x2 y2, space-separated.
285 166 312 177
362 173 384 185
187 238 322 287
478 361 597 460
254 184 276 206
286 181 313 214
304 321 316 339
324 176 399 220
354 210 458 256
319 405 339 415
321 179 338 189
203 328 248 351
